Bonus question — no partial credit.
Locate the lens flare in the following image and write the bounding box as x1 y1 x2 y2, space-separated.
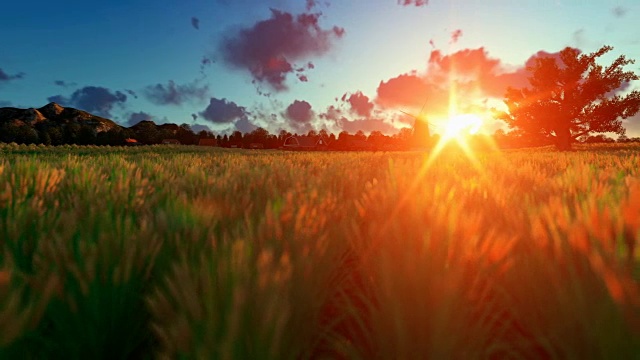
443 113 483 141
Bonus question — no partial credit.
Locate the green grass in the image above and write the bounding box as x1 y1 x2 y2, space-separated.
0 143 639 359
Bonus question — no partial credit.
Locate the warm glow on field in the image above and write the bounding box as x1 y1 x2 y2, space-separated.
442 113 483 141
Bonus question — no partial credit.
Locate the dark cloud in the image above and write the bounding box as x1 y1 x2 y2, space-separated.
191 113 198 121
612 6 627 18
54 80 77 88
191 124 212 133
235 117 258 133
319 104 344 122
0 100 12 107
306 0 316 11
200 97 247 123
523 49 566 67
201 57 213 67
450 29 463 44
285 100 314 123
398 0 428 6
199 57 214 75
191 17 200 30
218 8 344 91
0 68 25 82
47 86 127 117
143 80 209 106
125 89 138 99
126 111 153 126
343 91 374 117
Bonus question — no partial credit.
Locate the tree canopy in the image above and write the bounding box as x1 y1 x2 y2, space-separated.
500 45 640 150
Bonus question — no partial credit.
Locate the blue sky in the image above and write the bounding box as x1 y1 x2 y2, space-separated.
1 0 639 136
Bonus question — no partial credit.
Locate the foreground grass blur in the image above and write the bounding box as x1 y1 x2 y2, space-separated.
0 142 639 359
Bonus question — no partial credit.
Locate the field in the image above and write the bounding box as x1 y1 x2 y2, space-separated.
1 142 639 359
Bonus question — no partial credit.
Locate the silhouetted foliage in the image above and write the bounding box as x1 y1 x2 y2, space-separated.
0 122 39 144
501 45 640 150
582 134 616 143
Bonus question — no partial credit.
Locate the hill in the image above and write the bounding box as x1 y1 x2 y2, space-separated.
0 102 120 132
0 103 202 145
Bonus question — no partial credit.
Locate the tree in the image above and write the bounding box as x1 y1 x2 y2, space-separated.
0 122 38 144
367 130 385 149
501 45 640 150
250 127 269 144
135 122 161 144
177 123 197 144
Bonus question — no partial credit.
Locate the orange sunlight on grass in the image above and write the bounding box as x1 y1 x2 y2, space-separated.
424 112 490 174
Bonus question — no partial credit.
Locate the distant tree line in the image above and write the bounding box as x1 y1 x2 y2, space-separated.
2 117 638 150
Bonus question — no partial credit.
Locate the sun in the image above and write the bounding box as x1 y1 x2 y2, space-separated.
442 113 483 141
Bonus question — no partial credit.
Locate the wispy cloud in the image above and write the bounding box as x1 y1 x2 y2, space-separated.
53 80 77 88
0 68 25 82
398 0 428 7
612 6 627 18
143 80 209 106
450 29 463 44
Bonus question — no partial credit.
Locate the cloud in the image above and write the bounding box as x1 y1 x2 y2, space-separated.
125 89 138 99
450 29 463 44
523 49 566 68
235 117 258 133
376 47 534 117
0 100 12 107
572 29 586 48
622 114 640 137
218 8 344 91
319 104 344 122
285 100 314 123
191 113 198 121
200 97 247 123
398 0 428 6
0 68 25 82
612 6 627 18
318 103 400 134
143 80 209 106
191 124 212 133
343 91 374 117
306 0 317 11
191 17 200 30
338 118 399 134
47 86 128 117
376 73 432 109
54 80 77 88
126 111 153 126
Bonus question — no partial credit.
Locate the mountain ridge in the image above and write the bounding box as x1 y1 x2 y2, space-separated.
0 103 200 145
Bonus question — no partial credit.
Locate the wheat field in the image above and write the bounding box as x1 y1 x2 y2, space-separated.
1 142 639 359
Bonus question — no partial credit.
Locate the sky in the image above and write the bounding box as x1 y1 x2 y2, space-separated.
1 0 639 137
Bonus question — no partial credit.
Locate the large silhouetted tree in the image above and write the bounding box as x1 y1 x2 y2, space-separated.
501 45 640 150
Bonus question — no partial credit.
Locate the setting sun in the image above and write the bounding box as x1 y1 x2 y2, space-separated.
442 114 483 140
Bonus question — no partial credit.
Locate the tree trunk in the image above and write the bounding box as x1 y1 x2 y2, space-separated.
555 124 572 151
